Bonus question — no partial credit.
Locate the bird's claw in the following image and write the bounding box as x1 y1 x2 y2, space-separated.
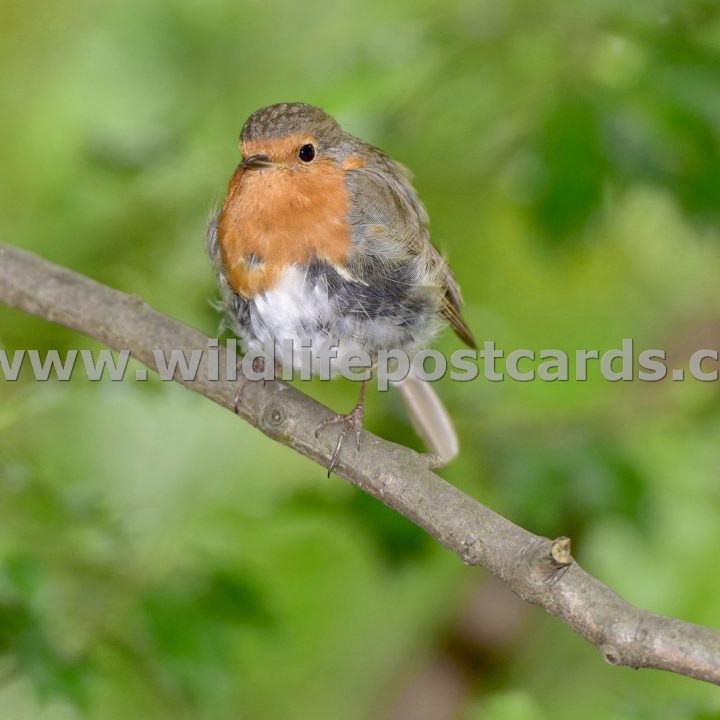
233 356 269 413
315 403 365 476
233 377 262 414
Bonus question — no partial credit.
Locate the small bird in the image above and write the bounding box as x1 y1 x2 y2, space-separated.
208 103 475 473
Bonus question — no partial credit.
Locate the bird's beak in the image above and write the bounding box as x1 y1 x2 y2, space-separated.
241 153 274 169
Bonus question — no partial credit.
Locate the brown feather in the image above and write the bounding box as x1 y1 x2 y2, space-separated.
441 297 477 348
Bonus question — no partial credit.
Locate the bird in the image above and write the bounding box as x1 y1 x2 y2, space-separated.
208 102 475 474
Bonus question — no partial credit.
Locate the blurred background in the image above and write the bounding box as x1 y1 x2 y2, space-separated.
2 0 720 717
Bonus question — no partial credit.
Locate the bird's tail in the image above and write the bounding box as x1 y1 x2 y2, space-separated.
394 371 459 464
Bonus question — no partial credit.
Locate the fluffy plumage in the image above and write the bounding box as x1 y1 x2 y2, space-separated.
208 102 475 463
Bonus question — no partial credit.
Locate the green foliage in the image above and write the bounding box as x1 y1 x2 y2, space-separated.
1 0 720 717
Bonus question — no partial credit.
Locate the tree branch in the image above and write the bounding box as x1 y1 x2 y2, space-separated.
1 242 719 686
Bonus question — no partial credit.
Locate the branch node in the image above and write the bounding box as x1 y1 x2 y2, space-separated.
420 452 445 470
601 645 622 666
550 536 573 567
268 406 286 427
376 472 395 497
460 535 480 565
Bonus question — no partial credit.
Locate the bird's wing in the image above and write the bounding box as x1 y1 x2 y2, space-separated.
344 156 476 348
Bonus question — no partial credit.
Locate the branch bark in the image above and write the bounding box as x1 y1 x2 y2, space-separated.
1 242 719 686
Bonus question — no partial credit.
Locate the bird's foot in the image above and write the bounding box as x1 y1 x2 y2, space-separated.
234 356 270 413
315 402 365 476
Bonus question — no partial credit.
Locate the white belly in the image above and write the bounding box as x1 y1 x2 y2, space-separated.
245 266 358 373
241 265 439 375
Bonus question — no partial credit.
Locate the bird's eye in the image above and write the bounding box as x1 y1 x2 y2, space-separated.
298 144 316 162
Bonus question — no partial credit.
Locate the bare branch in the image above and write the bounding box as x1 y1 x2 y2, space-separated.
1 242 719 685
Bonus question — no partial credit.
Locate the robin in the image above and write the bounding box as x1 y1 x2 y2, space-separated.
208 102 476 474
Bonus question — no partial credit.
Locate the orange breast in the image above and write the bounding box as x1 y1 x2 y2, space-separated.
217 159 353 298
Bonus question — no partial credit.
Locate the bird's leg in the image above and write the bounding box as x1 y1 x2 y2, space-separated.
234 356 281 413
315 379 368 476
